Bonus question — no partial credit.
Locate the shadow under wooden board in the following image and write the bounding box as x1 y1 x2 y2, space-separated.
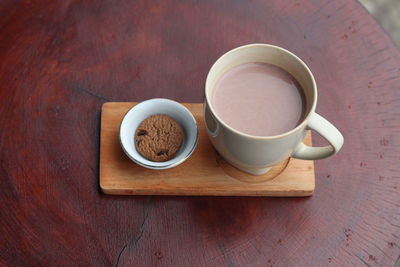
99 102 315 196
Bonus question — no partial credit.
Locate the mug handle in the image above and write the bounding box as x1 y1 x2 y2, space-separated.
292 113 344 160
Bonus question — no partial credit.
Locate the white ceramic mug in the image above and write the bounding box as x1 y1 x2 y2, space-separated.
204 44 344 175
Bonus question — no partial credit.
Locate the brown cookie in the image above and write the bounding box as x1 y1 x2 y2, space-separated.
135 114 183 162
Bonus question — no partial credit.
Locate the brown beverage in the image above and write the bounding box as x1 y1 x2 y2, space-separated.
211 62 306 136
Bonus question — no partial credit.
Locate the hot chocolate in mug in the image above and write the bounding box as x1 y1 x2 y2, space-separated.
204 44 344 176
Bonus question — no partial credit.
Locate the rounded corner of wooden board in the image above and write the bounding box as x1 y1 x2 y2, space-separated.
99 183 111 194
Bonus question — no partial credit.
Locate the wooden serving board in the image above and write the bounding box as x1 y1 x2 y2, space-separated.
100 102 315 196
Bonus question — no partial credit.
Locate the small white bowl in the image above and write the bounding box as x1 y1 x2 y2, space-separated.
119 98 198 169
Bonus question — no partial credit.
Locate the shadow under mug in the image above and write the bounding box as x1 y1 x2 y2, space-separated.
204 44 344 176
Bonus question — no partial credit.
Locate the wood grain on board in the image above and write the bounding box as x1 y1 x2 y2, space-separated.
100 102 315 196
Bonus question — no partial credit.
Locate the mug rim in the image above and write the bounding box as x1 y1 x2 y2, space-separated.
205 43 318 140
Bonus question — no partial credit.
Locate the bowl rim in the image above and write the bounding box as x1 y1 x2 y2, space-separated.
119 98 199 169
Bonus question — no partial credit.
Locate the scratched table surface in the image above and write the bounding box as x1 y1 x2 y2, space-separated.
0 0 399 266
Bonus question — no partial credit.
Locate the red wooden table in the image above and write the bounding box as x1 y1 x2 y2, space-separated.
1 0 399 266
